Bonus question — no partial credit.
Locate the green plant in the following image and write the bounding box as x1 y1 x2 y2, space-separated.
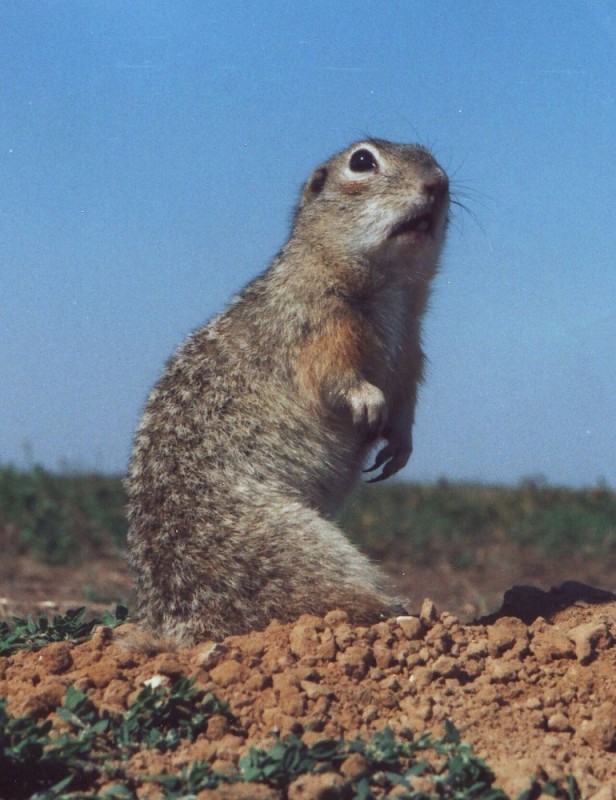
0 679 233 799
0 605 129 657
148 761 229 798
52 679 228 759
238 726 504 798
235 725 581 800
0 463 128 563
0 692 581 800
112 678 232 754
430 720 508 799
0 697 94 799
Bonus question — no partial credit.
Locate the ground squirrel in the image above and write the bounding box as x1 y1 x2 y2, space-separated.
127 139 449 645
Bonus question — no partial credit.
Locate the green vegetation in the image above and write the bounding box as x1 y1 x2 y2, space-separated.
1 463 615 568
0 463 127 563
0 605 128 657
0 678 232 799
235 723 510 799
57 678 232 757
0 687 578 799
108 678 231 753
1 696 76 799
341 478 616 567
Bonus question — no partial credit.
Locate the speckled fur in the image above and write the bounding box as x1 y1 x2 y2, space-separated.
127 139 449 645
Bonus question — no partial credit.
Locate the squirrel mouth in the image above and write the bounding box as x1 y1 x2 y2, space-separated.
389 211 435 239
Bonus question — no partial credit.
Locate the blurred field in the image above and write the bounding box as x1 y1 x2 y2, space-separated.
1 463 615 620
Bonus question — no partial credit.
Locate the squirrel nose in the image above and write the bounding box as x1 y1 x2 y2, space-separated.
423 171 449 204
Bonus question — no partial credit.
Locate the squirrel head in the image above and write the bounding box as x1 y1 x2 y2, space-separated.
293 139 449 275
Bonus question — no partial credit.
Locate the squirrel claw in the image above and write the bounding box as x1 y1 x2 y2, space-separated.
365 462 395 483
364 441 411 483
363 445 390 474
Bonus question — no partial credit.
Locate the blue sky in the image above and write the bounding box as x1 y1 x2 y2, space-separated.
2 1 615 487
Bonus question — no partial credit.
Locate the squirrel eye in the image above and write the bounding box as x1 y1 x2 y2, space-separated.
349 148 377 172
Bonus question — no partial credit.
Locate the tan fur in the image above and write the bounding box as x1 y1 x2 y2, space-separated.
127 139 449 646
297 314 385 417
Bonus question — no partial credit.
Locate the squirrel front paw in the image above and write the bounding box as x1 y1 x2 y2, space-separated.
346 382 387 438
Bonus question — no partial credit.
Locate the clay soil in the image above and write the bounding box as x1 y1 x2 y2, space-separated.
2 554 616 797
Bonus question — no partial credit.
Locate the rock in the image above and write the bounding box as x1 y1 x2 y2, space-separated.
529 621 575 662
486 616 528 657
206 713 230 739
588 786 616 800
323 610 349 626
290 620 322 659
10 679 67 718
373 641 395 669
431 655 459 678
193 641 228 668
316 628 337 661
278 687 306 717
568 621 612 664
419 599 438 628
102 678 131 710
487 660 518 683
578 702 616 751
546 712 571 733
210 660 248 688
340 752 367 779
466 639 489 659
37 641 73 675
396 616 423 640
337 644 374 679
198 784 280 799
288 772 350 800
333 624 356 651
90 658 122 688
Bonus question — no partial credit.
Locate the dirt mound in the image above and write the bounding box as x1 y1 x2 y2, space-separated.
2 582 616 797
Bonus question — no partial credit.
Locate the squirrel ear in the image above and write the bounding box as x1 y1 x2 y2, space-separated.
309 166 328 195
305 166 328 198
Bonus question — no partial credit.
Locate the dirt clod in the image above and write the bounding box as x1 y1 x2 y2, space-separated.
288 772 349 800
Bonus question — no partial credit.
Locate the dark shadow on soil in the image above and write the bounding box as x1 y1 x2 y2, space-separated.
475 580 616 626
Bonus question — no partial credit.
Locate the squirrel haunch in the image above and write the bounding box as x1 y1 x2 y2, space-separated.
127 139 449 645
